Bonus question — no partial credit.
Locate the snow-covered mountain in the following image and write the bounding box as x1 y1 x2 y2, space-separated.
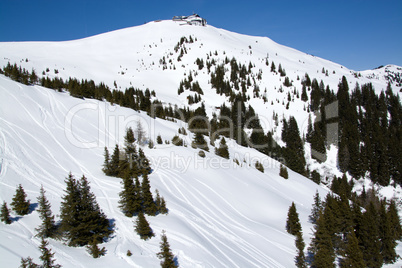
0 19 401 267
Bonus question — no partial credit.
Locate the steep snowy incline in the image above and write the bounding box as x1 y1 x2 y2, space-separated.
0 75 337 267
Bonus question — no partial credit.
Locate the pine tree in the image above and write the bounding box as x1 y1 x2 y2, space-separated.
309 190 323 225
379 201 398 264
35 185 57 238
295 232 307 268
286 202 302 236
135 211 154 240
60 173 113 247
86 239 106 258
388 199 402 241
138 148 151 176
20 256 39 268
157 230 177 268
39 237 61 268
159 196 168 215
109 144 121 177
11 184 31 216
102 147 111 175
141 174 157 215
358 202 382 267
157 135 163 144
255 161 264 173
215 137 229 159
341 230 365 268
59 173 81 246
155 189 162 211
301 85 308 102
192 132 209 151
124 127 138 175
155 188 168 215
308 211 335 268
310 124 326 163
119 173 141 217
279 164 288 179
282 117 306 175
0 201 12 224
75 175 113 246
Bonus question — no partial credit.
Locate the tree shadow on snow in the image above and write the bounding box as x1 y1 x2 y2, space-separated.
174 256 179 267
28 203 38 214
10 216 22 222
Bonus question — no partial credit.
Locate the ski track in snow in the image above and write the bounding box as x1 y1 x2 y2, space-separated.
1 18 401 266
157 168 286 267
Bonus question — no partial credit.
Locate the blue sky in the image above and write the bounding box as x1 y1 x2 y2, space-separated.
1 0 401 71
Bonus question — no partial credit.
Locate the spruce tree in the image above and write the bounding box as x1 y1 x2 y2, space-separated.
308 211 335 268
281 117 306 175
102 147 111 175
124 127 139 175
279 164 288 179
59 173 81 246
157 230 177 268
192 132 209 151
341 230 365 268
358 202 382 267
86 239 106 258
20 257 39 268
138 148 151 176
159 196 168 215
388 199 402 241
286 202 302 236
295 232 307 268
11 184 31 216
157 135 163 144
379 201 398 264
309 191 323 225
141 174 157 215
75 175 112 246
0 201 12 224
36 185 57 238
60 173 113 247
255 161 264 173
39 237 61 268
119 173 141 217
215 137 229 159
155 189 168 215
310 124 326 163
109 144 121 177
135 211 154 240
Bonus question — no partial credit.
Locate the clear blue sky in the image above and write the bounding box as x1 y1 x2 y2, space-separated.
1 0 401 71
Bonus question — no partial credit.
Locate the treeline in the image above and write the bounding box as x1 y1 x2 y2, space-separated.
287 180 402 267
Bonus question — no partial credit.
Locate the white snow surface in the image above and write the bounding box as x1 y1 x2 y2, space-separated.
0 20 401 267
0 75 326 267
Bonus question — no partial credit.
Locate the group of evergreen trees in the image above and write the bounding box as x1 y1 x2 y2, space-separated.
306 74 401 186
102 128 169 243
59 173 113 247
1 175 114 264
287 187 402 267
119 173 168 218
103 127 151 178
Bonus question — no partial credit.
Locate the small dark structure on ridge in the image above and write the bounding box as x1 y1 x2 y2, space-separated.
172 14 207 26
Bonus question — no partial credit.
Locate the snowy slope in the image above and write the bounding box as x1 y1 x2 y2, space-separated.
0 75 330 267
1 20 402 267
0 20 400 126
